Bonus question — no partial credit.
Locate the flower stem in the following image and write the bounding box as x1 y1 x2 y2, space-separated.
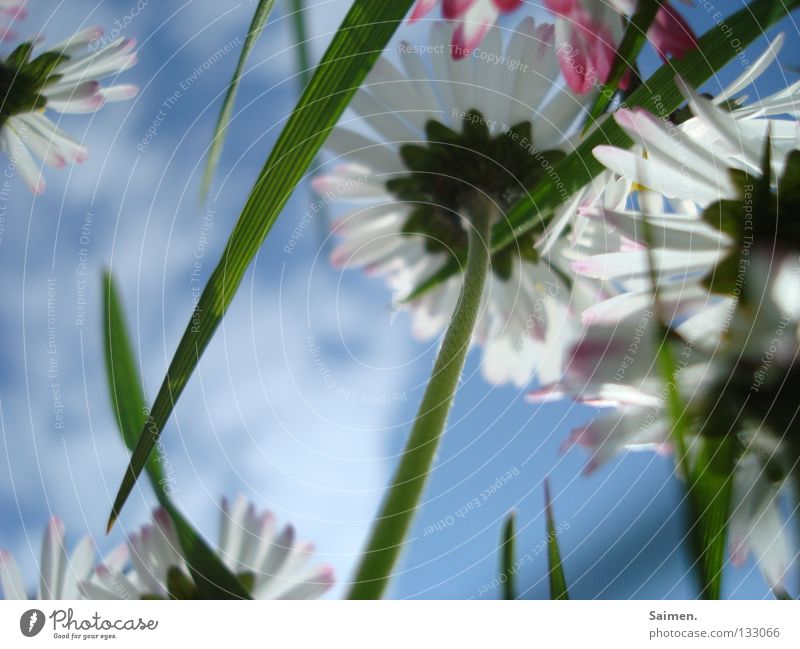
348 195 493 599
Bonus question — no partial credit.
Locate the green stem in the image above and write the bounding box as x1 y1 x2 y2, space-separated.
640 203 732 600
348 195 493 599
639 214 690 468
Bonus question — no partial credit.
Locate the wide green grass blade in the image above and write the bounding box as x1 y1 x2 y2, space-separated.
406 0 798 301
107 0 417 530
200 0 278 204
102 272 251 599
501 510 517 600
582 0 660 134
544 480 569 600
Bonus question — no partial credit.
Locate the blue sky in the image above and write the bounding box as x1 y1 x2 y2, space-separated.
0 0 798 599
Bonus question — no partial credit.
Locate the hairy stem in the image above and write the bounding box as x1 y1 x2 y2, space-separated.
348 195 493 599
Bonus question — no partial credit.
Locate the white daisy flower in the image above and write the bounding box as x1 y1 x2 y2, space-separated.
315 19 614 387
566 401 795 593
83 496 334 600
565 36 800 334
0 26 138 193
541 69 798 552
592 35 799 210
689 250 800 364
529 306 796 592
0 517 98 599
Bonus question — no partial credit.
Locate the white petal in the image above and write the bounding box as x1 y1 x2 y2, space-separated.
363 58 442 132
61 535 95 599
677 77 763 169
714 34 784 105
323 127 403 175
0 550 27 599
350 91 421 144
1 126 45 194
593 145 726 204
99 84 139 102
272 565 335 600
39 518 66 599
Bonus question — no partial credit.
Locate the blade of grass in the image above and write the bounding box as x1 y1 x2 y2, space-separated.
688 436 736 599
107 0 417 531
544 479 569 600
406 0 798 302
200 0 278 204
501 510 517 600
103 271 251 599
348 195 493 599
582 0 660 134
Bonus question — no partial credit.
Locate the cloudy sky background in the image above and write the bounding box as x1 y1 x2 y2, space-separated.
0 0 798 599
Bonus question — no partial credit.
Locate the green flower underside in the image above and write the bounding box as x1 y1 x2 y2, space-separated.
692 352 800 499
703 150 800 297
693 148 800 481
0 41 66 125
386 110 565 280
141 567 257 600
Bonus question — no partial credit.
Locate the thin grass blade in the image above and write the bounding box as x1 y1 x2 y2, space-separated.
200 0 278 204
545 480 569 600
501 510 517 600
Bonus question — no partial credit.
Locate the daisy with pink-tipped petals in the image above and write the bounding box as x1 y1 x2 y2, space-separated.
315 18 618 387
544 0 696 94
0 25 138 193
83 495 334 600
409 0 524 57
0 0 25 42
528 304 796 592
592 36 799 209
1 517 97 599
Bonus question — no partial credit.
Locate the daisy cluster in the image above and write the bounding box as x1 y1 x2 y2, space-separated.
314 7 800 593
1 496 334 600
2 1 798 601
0 19 137 193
